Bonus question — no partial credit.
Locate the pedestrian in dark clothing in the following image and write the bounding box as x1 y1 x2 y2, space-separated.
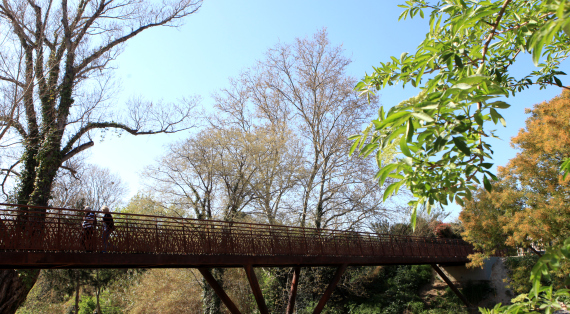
0 216 5 249
101 205 114 252
82 206 96 252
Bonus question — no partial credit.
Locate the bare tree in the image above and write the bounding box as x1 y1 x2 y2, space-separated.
51 162 128 210
0 0 202 310
247 125 303 224
213 29 391 229
143 129 218 220
143 126 299 222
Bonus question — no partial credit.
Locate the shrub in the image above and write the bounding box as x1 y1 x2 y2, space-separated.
78 296 96 314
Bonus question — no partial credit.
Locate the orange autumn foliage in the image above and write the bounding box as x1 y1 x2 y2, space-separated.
461 90 570 265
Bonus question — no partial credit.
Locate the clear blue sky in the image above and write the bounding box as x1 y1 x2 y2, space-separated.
87 0 568 217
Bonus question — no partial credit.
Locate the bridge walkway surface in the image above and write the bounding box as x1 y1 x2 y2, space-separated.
0 204 474 313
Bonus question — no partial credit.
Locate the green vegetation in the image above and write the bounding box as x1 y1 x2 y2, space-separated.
19 264 482 314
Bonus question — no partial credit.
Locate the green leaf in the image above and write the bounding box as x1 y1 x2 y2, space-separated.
406 118 415 142
453 137 471 156
349 137 360 156
400 134 413 157
411 112 434 122
454 54 464 68
383 126 407 148
452 83 472 90
474 111 484 126
416 63 427 85
378 164 399 186
499 116 506 127
483 175 492 192
456 75 490 85
489 101 511 109
383 181 399 201
489 108 499 124
360 142 378 157
379 107 386 121
375 111 411 130
455 195 464 207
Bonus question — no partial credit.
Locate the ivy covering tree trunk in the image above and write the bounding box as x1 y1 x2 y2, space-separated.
0 0 202 310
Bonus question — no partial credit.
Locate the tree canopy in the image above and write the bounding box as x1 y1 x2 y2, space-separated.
145 30 399 230
460 91 570 266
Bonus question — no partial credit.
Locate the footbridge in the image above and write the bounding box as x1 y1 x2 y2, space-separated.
0 204 474 313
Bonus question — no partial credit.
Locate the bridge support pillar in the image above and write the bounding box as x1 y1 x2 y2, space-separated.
244 264 269 314
431 264 471 308
313 264 348 314
286 266 301 314
198 268 242 314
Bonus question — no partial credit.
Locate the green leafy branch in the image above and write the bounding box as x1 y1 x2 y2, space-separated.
353 0 569 226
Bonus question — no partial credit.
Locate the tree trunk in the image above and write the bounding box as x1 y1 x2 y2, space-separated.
75 271 80 314
1 129 65 314
0 269 39 314
0 143 61 314
96 270 101 314
96 287 101 314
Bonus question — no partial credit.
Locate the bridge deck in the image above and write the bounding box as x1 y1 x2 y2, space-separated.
0 204 472 268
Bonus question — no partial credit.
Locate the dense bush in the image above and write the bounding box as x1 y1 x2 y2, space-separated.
78 296 96 314
295 265 433 313
503 255 543 294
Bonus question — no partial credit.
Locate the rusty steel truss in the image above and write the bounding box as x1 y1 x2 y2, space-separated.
0 203 474 313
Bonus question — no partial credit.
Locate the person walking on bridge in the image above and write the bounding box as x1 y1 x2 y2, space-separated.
82 206 97 252
101 205 114 252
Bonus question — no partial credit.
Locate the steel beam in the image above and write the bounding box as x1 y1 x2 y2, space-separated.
198 268 242 314
312 264 347 314
243 264 268 314
431 264 471 308
0 251 469 269
286 266 301 314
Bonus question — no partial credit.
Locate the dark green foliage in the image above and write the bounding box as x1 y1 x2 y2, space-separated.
294 265 433 313
503 255 548 294
381 265 433 313
461 280 495 305
259 267 291 313
78 296 96 314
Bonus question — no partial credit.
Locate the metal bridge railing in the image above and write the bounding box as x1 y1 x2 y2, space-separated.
0 203 474 258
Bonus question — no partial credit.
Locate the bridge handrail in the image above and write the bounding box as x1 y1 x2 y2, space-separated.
0 203 467 244
0 203 474 257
